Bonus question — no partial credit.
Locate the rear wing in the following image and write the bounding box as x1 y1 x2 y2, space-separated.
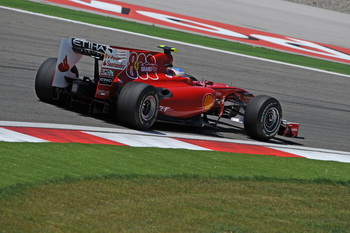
71 38 108 59
53 37 107 87
52 37 174 90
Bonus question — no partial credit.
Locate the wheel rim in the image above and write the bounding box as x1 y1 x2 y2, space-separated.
140 95 157 121
263 107 280 133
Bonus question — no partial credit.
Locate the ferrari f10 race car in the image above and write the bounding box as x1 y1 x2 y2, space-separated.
35 38 300 141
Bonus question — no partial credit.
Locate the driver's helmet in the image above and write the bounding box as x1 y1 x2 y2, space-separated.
166 67 185 77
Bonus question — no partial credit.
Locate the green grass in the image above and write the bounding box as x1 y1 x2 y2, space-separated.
1 177 350 233
1 0 350 75
0 142 350 232
1 142 350 190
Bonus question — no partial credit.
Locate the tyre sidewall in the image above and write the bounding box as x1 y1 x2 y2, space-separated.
136 87 159 129
117 82 159 130
258 99 282 138
244 95 282 141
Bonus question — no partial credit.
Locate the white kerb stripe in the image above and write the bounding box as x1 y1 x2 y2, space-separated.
84 131 211 150
0 128 47 143
269 147 350 163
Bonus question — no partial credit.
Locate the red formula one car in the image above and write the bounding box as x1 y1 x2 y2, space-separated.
35 38 299 141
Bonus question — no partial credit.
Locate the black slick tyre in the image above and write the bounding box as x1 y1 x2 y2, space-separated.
243 95 282 141
117 82 159 130
35 58 57 103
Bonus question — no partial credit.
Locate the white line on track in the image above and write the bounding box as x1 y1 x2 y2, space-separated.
1 6 349 79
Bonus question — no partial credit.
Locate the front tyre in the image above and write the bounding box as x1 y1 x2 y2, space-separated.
244 95 282 141
117 82 159 130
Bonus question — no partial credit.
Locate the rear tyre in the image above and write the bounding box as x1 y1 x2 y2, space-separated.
35 58 57 103
244 95 282 141
35 58 79 104
117 82 159 130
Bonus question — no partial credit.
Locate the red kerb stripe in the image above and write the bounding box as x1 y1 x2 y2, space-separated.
3 127 126 145
176 138 304 158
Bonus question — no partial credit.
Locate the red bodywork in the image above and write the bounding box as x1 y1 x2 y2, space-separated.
94 46 253 119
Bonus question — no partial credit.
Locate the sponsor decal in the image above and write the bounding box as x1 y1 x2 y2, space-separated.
96 89 110 96
53 38 83 88
141 66 157 73
203 94 215 111
99 77 113 85
102 48 129 70
71 38 108 58
58 55 70 72
72 38 107 53
133 61 139 71
242 94 254 102
126 52 159 80
100 68 114 77
159 106 170 112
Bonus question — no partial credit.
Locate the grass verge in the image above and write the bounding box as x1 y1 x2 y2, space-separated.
1 142 350 190
1 176 350 233
0 141 349 232
1 0 349 75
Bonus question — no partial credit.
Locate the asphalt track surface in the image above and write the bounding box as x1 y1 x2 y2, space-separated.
0 7 349 152
112 0 350 48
